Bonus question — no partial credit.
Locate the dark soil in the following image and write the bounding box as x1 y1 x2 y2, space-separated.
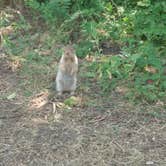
99 41 121 55
0 57 166 166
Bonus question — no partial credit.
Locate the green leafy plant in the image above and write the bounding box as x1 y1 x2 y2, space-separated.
23 0 166 102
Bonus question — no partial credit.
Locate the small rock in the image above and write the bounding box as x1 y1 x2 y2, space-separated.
146 161 154 165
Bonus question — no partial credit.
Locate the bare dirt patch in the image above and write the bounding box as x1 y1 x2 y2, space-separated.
0 57 166 166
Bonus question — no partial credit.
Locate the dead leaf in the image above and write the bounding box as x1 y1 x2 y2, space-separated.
7 92 16 100
97 29 107 35
115 86 129 95
38 50 51 56
0 26 14 36
7 57 25 71
156 100 164 106
29 91 49 109
10 59 22 71
85 55 95 62
56 102 65 108
145 66 157 74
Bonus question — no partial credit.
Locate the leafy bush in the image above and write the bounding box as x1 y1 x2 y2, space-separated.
90 0 166 102
25 0 107 54
25 0 71 24
24 0 166 102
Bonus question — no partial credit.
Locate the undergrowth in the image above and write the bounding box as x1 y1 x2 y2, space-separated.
1 0 166 103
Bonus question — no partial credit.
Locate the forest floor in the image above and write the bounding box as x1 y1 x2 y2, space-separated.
0 8 166 166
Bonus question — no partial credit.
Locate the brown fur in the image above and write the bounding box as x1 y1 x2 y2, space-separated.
56 45 78 95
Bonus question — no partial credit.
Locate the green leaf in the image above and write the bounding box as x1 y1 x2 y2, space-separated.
106 3 113 12
64 96 79 107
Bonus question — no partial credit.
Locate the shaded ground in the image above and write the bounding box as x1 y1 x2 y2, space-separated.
0 57 166 166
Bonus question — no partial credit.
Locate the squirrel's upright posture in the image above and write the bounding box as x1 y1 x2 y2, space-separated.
56 45 78 95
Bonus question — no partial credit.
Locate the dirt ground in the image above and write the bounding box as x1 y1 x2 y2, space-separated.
0 7 166 166
0 55 166 166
